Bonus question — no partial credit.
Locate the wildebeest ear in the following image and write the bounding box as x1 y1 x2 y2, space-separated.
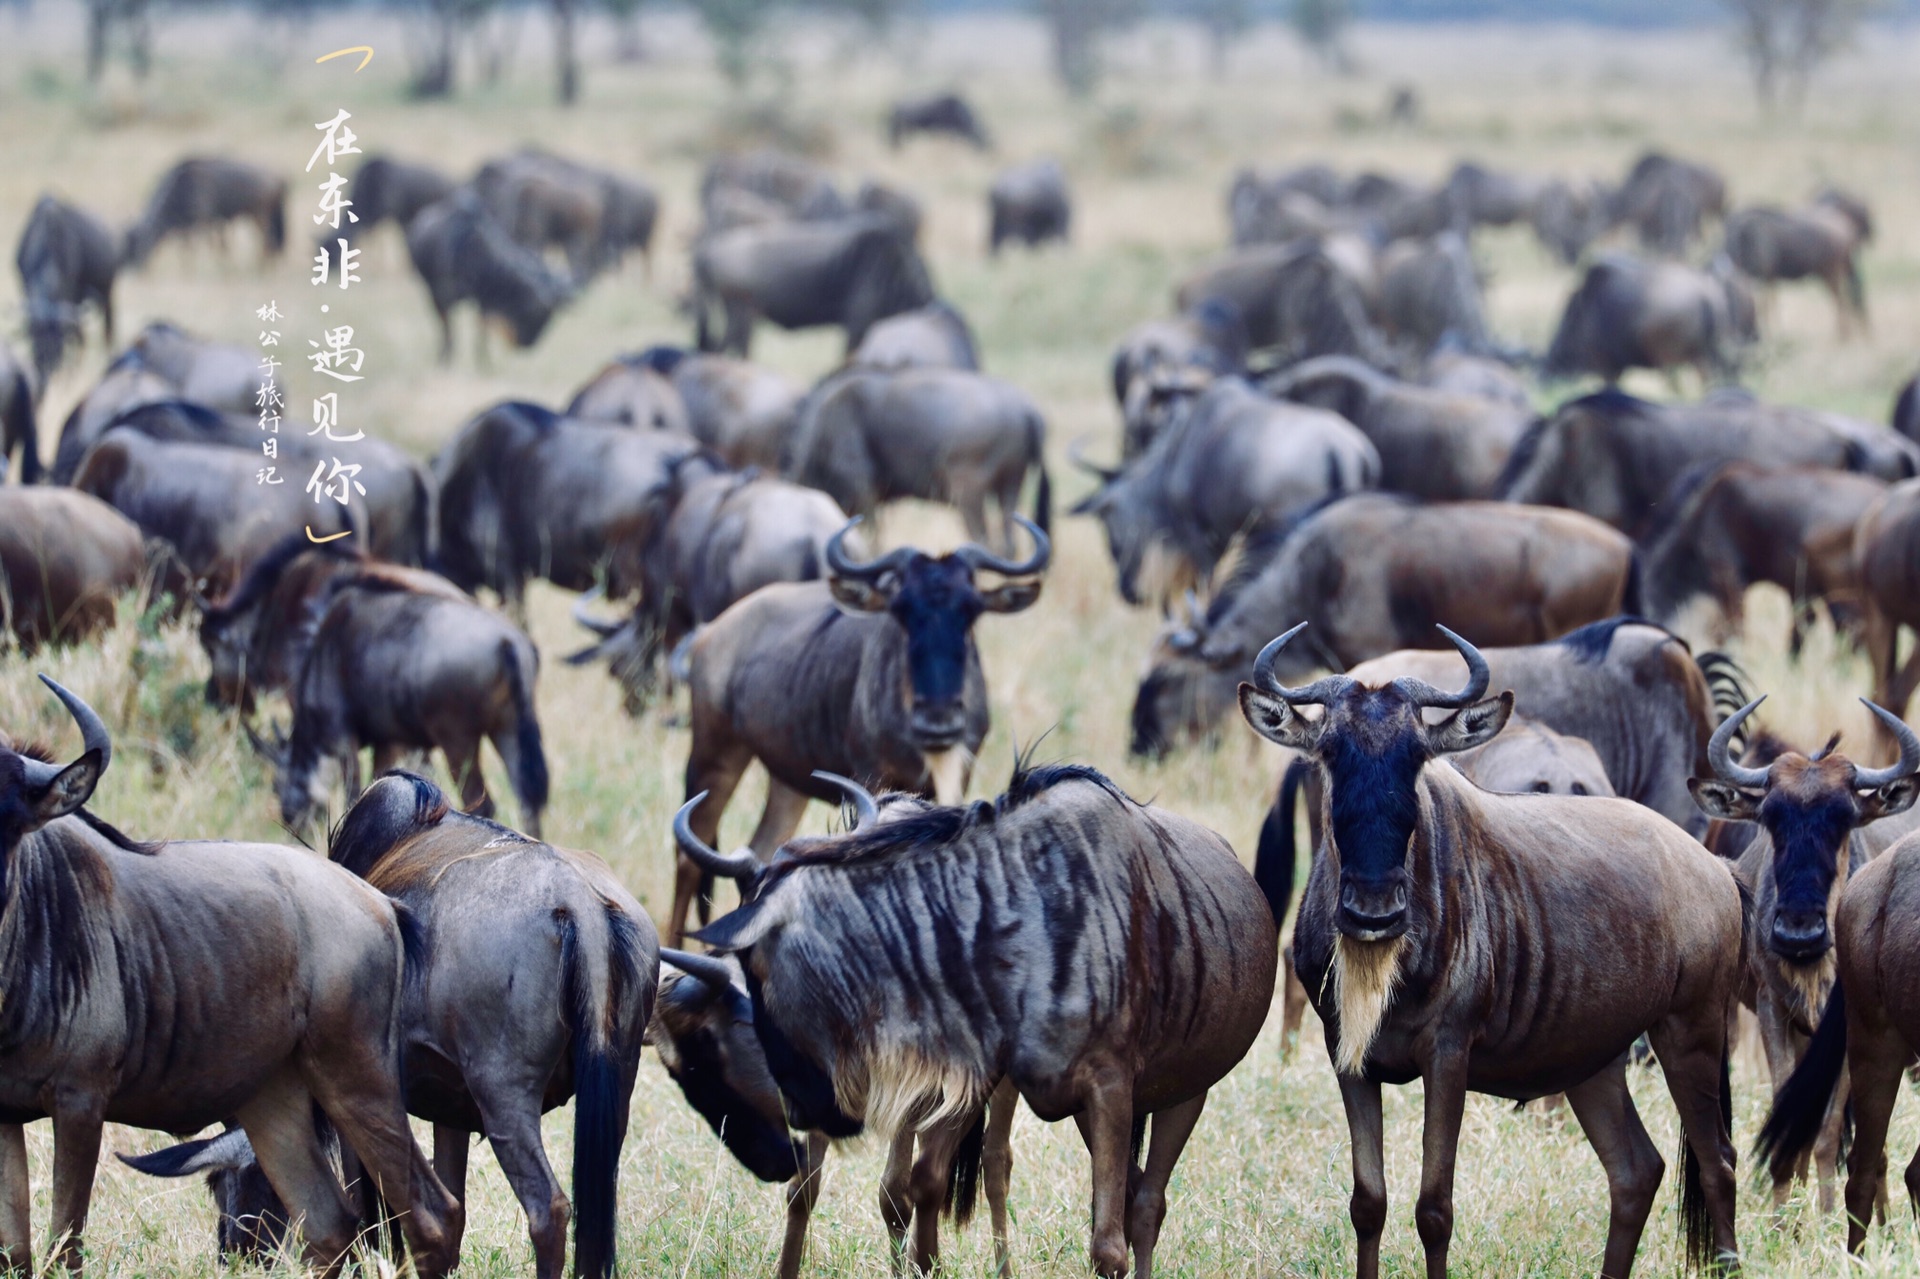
978 580 1042 614
1688 777 1759 822
1427 692 1513 757
1859 775 1920 824
1238 683 1318 750
30 751 102 829
829 576 891 614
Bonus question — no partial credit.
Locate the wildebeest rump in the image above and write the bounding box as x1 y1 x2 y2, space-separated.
1851 479 1920 747
1724 190 1872 338
988 159 1070 254
0 340 38 483
115 320 257 413
15 194 119 385
407 191 573 363
850 300 980 372
605 347 803 470
1609 151 1728 256
1894 373 1918 446
888 92 991 150
1544 253 1755 384
564 359 692 433
123 157 287 266
0 488 145 651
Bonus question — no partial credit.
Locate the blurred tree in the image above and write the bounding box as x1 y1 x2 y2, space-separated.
1036 0 1148 96
1188 0 1258 73
689 0 782 87
1289 0 1355 70
1722 0 1881 110
553 0 580 103
604 0 649 62
85 0 151 81
407 0 498 98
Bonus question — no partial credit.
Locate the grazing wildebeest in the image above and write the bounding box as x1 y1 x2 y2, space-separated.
0 488 145 651
329 154 455 247
786 367 1050 550
0 340 37 483
1545 253 1756 385
45 361 174 484
850 300 980 371
1264 355 1534 501
569 469 855 711
1691 698 1919 1211
197 532 361 710
253 563 549 836
700 151 847 228
0 678 463 1275
1530 176 1612 266
674 762 1277 1279
670 517 1048 945
1373 232 1492 359
1127 495 1641 757
407 191 573 363
1640 462 1886 651
433 401 703 612
15 195 119 385
565 358 693 433
1070 376 1379 606
1175 236 1392 364
888 91 990 150
605 347 802 470
1853 480 1920 745
1610 151 1728 256
1109 300 1249 435
692 215 933 357
1724 189 1872 338
476 150 659 281
1227 164 1345 246
988 159 1070 254
123 157 287 266
1239 624 1743 1278
115 320 256 412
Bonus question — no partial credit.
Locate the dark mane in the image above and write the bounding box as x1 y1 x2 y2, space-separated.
4 737 56 764
75 808 163 856
207 531 357 619
326 770 453 878
1554 615 1668 664
501 400 563 434
1492 415 1551 498
1205 494 1383 627
619 345 687 375
1638 461 1736 552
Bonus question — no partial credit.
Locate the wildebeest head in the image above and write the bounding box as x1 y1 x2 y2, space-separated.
825 515 1047 753
1239 624 1512 942
1691 696 1920 971
116 1127 293 1261
0 677 111 869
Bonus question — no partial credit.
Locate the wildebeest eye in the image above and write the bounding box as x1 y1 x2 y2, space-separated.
1571 783 1589 796
1531 781 1551 793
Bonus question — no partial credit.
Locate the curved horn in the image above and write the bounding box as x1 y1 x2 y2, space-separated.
671 794 760 883
952 516 1051 577
1389 626 1492 710
824 517 916 583
659 947 737 995
1067 436 1119 483
1707 696 1770 788
812 770 878 830
1854 700 1920 789
39 675 112 774
1250 623 1351 705
570 586 623 638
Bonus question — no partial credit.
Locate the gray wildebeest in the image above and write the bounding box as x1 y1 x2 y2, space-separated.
407 191 573 364
888 92 991 150
0 341 37 483
123 157 287 267
1530 176 1613 266
123 771 657 1279
0 488 145 651
1227 164 1344 246
673 762 1277 1278
15 195 119 386
45 360 174 485
593 347 802 469
669 517 1048 945
1610 151 1728 257
692 215 933 357
114 320 258 413
1374 232 1494 361
1110 300 1249 441
786 367 1050 551
0 677 462 1274
1692 697 1920 1211
328 154 456 249
1851 479 1920 749
253 564 549 836
196 532 363 711
700 151 847 229
1070 375 1379 606
1724 189 1872 338
1264 355 1534 501
1175 236 1390 365
850 300 981 372
476 150 658 282
1545 253 1755 386
564 357 692 433
1239 624 1743 1278
988 159 1070 254
1127 495 1640 756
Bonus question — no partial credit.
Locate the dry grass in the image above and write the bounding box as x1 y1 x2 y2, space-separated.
4 5 1920 1275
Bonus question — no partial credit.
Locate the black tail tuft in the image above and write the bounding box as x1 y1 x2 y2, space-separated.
1677 1035 1734 1271
564 911 628 1279
1620 548 1646 618
944 1108 987 1227
1757 980 1850 1187
1032 462 1052 536
4 367 39 484
501 639 550 819
1255 759 1309 931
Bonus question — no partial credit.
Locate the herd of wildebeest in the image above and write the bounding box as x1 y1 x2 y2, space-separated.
6 83 1920 1278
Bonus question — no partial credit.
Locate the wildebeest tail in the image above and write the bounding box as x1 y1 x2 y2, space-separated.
3 365 38 483
1620 547 1645 617
501 638 550 816
562 902 641 1279
1675 1038 1726 1273
1255 758 1309 931
1029 410 1051 535
1756 979 1849 1188
117 1125 258 1178
944 1107 987 1227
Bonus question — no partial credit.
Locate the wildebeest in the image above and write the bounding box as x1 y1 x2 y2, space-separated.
1070 376 1379 605
1530 176 1612 265
407 191 573 363
1175 236 1391 364
692 215 934 357
1639 462 1886 650
253 563 549 836
123 157 287 266
1609 151 1728 256
15 195 119 384
329 154 455 247
670 517 1048 944
1724 189 1872 338
114 320 257 413
0 678 463 1275
604 348 802 470
0 340 37 483
1852 480 1920 742
197 532 360 711
853 179 925 244
564 358 692 433
1240 624 1742 1276
850 300 980 371
1264 355 1534 501
1419 349 1531 409
120 770 657 1279
476 150 659 282
1109 300 1249 438
568 469 856 711
1544 253 1756 385
1127 495 1640 756
988 159 1070 254
1227 164 1344 246
888 91 990 150
44 361 174 485
1373 232 1492 359
674 763 1277 1278
786 367 1051 550
0 488 145 650
700 151 847 228
1442 160 1543 230
1893 374 1919 445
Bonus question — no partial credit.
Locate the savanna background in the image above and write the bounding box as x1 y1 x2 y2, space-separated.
3 0 1920 1271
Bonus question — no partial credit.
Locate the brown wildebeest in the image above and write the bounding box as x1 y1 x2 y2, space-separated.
988 160 1070 253
196 532 368 711
670 517 1048 945
0 678 463 1275
1609 151 1728 256
407 191 574 364
46 361 174 484
1544 253 1755 385
888 92 991 150
1240 624 1743 1278
1692 697 1919 1211
253 565 548 836
123 771 657 1279
123 157 287 266
1853 479 1920 751
15 195 119 385
0 340 37 483
1723 189 1871 338
1128 495 1640 756
1640 462 1886 652
565 359 692 433
675 764 1276 1279
0 488 145 651
850 300 980 372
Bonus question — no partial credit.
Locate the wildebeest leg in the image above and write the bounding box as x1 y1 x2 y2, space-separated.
1814 1070 1852 1213
749 777 810 857
442 734 493 821
675 742 753 946
478 1094 569 1279
877 1126 916 1272
1412 1053 1469 1279
982 1079 1018 1276
1843 1009 1908 1252
906 1108 984 1273
48 1099 107 1271
235 1074 360 1273
0 1124 27 1273
951 478 991 549
724 302 753 359
1337 1074 1388 1279
777 1134 828 1279
1075 1070 1136 1278
1127 1092 1206 1279
433 1126 470 1204
1564 1058 1664 1279
1647 1017 1739 1264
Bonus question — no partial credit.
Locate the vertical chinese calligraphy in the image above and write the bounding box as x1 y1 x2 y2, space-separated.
254 300 283 484
302 105 370 521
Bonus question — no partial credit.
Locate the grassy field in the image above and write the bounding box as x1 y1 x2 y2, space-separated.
5 4 1920 1274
